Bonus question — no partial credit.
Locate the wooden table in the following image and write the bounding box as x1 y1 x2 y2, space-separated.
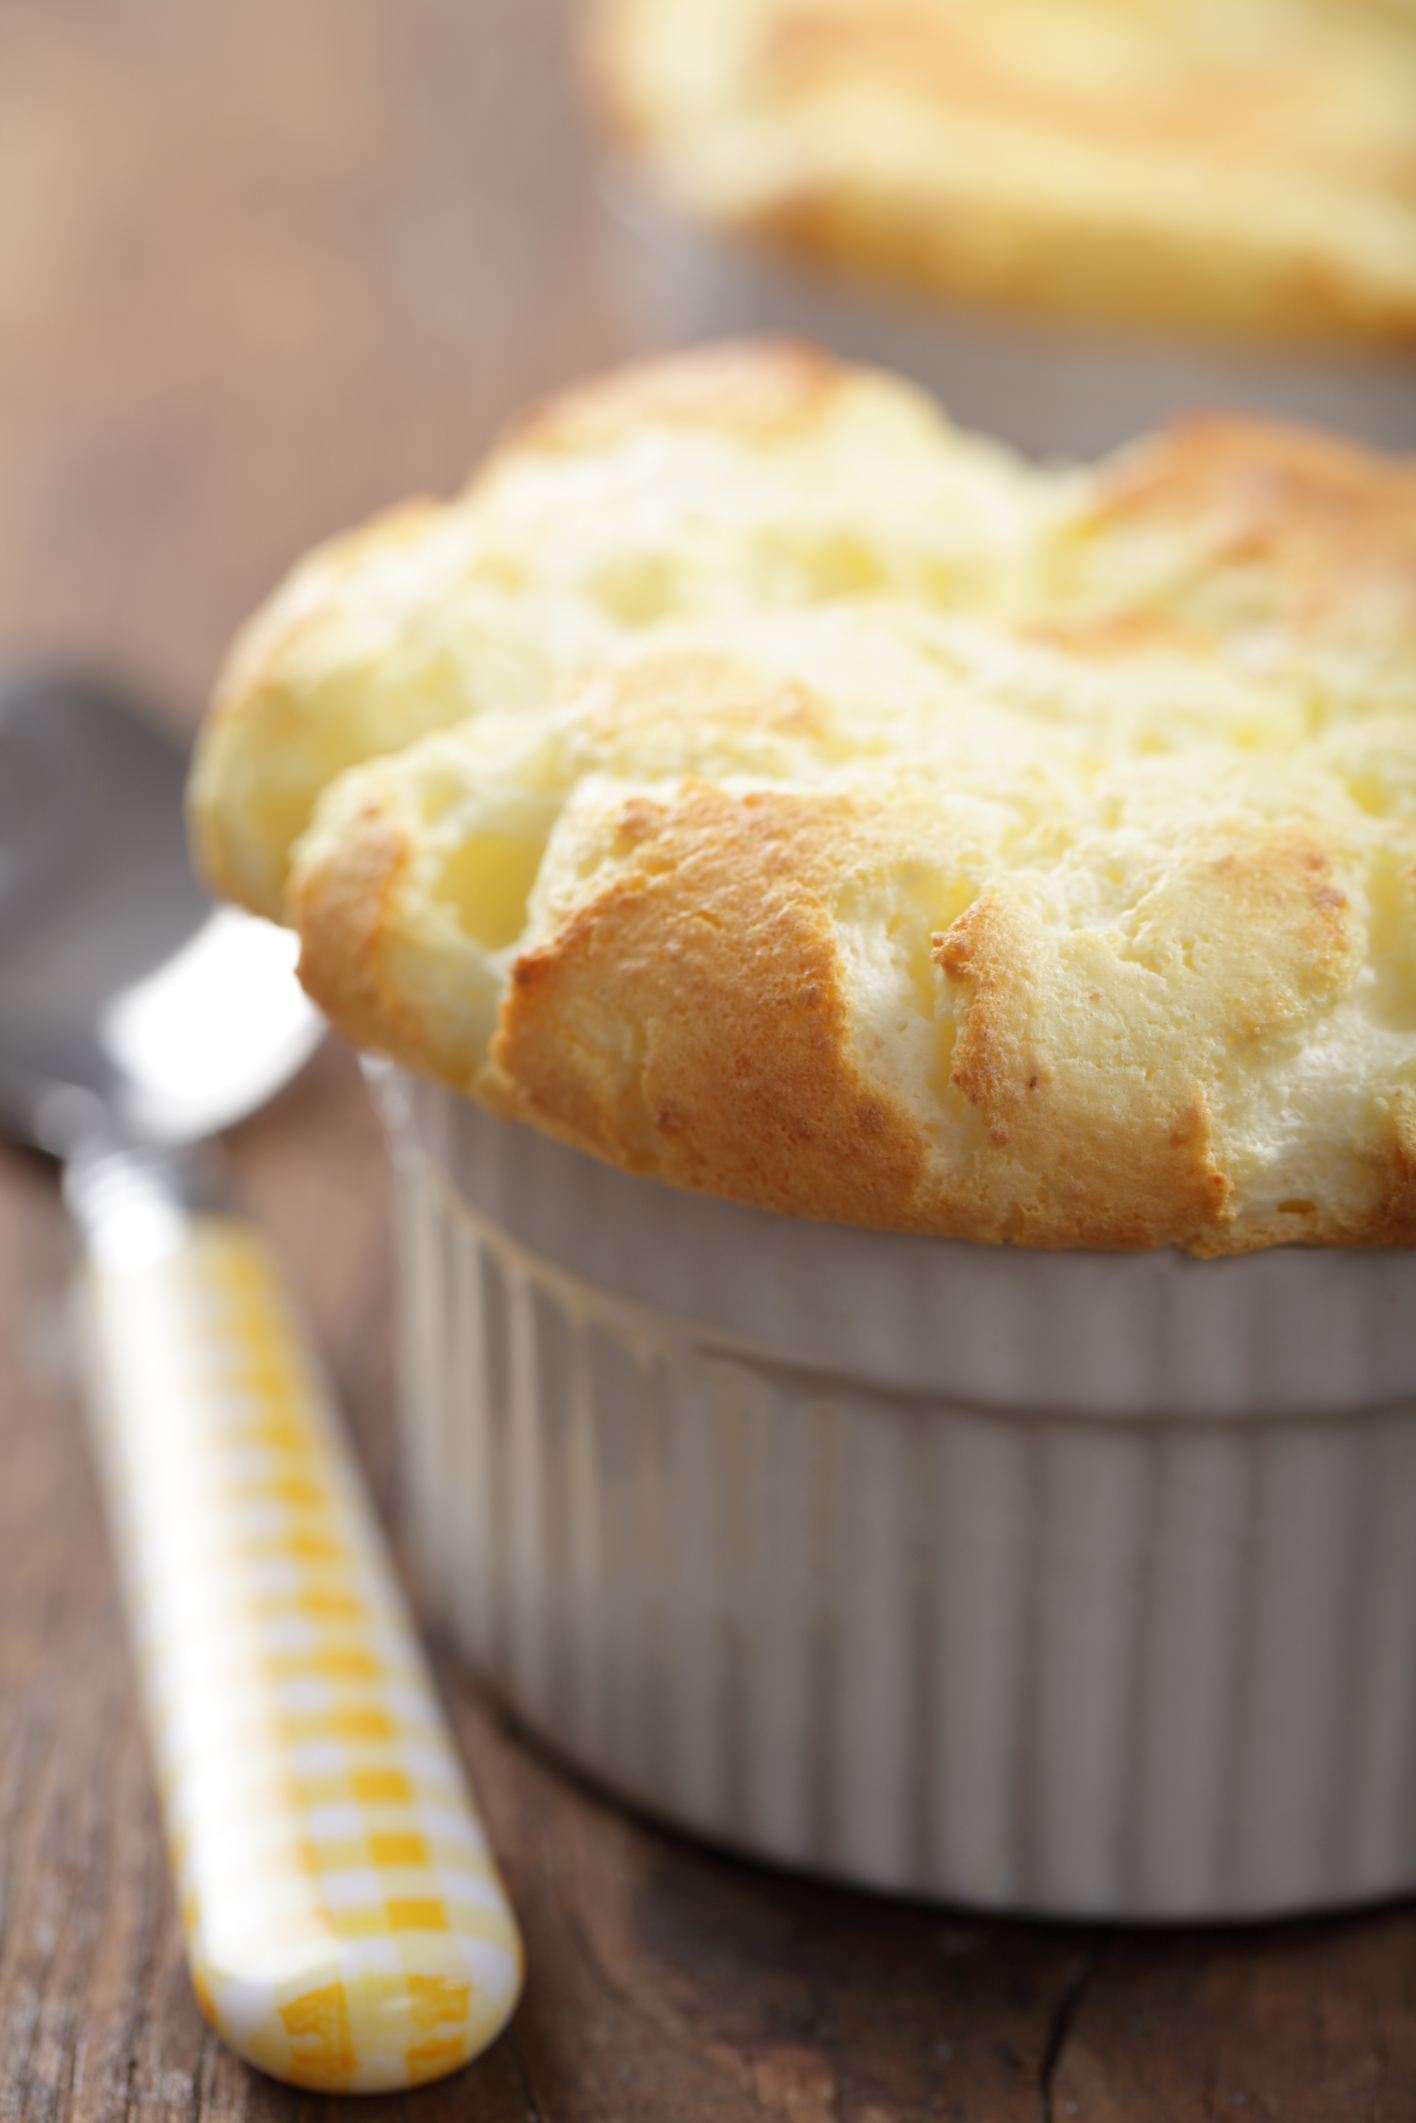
2 5 1415 2115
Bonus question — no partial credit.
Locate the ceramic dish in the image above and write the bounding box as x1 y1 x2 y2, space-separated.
375 1063 1416 1921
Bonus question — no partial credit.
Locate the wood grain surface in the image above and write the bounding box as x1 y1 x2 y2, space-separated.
1 3 1414 2117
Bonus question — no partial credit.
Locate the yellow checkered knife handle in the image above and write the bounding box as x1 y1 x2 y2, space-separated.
77 1180 523 2094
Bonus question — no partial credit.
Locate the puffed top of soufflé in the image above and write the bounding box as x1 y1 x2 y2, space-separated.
586 0 1416 348
189 341 1416 1254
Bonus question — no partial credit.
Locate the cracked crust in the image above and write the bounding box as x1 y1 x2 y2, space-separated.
480 783 935 1231
188 340 1036 921
198 343 1416 1252
1067 414 1416 647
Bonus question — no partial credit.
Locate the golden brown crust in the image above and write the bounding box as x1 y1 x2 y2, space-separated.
1367 1087 1416 1248
1075 416 1416 646
464 770 1394 1253
933 830 1364 1250
589 0 1416 345
287 778 510 1092
199 344 1416 1252
480 784 934 1230
935 894 1233 1250
288 803 412 1059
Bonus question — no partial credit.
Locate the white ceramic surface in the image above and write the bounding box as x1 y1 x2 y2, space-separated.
602 179 1416 461
377 1066 1416 1920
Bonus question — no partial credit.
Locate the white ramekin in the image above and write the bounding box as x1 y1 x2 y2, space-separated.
601 179 1416 461
373 1064 1416 1921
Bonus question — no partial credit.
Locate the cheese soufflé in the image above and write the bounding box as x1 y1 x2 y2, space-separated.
586 0 1416 348
190 343 1416 1255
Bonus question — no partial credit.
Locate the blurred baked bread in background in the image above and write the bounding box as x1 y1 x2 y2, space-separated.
190 342 1416 1254
587 0 1416 346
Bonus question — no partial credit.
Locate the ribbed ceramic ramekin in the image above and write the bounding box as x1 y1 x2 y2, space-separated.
374 1065 1416 1920
601 180 1416 460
